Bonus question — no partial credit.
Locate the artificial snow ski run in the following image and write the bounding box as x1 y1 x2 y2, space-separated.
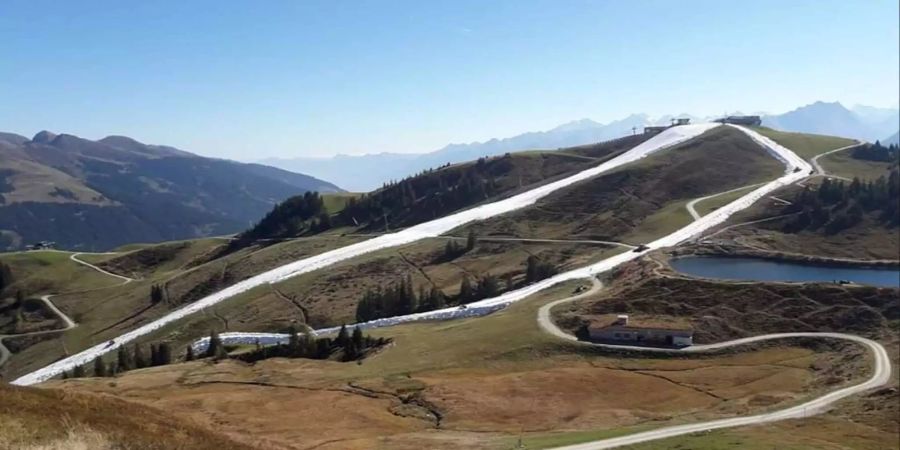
13 123 796 385
186 124 813 352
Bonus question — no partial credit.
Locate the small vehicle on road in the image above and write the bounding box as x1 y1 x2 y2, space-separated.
633 244 650 253
458 305 468 310
105 340 115 348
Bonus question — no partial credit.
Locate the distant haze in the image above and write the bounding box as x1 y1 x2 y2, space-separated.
261 102 899 191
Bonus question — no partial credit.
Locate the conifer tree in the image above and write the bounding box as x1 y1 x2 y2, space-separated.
397 275 417 314
157 342 172 365
206 330 223 358
287 324 301 356
72 364 86 378
150 344 160 366
213 341 227 361
301 333 316 358
93 357 107 377
342 339 358 362
185 345 195 361
476 273 500 299
430 288 446 310
150 284 164 304
315 337 332 359
351 326 364 352
133 343 148 369
466 229 477 251
336 324 349 347
117 346 133 372
458 277 474 304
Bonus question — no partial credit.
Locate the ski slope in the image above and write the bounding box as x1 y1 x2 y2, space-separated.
12 123 719 385
187 125 813 351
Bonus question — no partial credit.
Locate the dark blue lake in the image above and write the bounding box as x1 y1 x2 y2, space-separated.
671 256 900 288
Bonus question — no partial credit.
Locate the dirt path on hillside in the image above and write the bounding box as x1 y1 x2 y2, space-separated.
0 251 133 371
535 279 893 450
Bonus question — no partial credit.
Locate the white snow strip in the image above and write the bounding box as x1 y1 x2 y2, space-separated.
190 125 813 352
12 123 718 385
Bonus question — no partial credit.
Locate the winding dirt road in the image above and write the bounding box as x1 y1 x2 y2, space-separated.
536 279 893 450
685 183 765 220
0 251 132 370
0 295 78 369
69 252 134 284
440 235 637 249
809 141 865 181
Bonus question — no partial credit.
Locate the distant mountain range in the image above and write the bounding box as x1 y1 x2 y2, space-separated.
261 114 693 191
262 102 898 191
762 102 898 142
0 131 340 251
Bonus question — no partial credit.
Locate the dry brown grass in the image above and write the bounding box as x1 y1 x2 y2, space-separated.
0 382 256 450
48 282 867 450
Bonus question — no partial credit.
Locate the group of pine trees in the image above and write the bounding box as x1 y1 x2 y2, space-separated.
524 255 559 283
436 230 478 262
783 170 900 234
356 254 558 322
150 284 164 304
236 324 388 363
200 330 226 360
337 155 513 231
63 341 174 379
851 141 899 163
355 274 447 322
239 191 332 242
233 152 524 244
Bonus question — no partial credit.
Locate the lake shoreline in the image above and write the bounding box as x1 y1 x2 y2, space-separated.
666 252 900 288
671 244 900 269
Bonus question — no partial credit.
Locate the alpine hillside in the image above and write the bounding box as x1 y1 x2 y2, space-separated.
0 131 341 251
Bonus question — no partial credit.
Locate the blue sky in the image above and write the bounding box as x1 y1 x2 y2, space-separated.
1 0 897 158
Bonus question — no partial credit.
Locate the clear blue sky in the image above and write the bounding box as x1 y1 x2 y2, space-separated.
1 0 897 159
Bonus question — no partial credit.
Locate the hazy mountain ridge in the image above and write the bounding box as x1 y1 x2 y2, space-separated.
262 101 896 191
762 101 898 141
262 113 684 191
0 131 341 251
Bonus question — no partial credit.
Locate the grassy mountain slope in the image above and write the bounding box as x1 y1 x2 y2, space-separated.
0 126 782 379
751 126 857 160
459 126 784 244
0 382 253 450
0 130 665 378
233 134 651 245
47 280 884 450
0 131 341 251
3 125 898 449
705 177 899 260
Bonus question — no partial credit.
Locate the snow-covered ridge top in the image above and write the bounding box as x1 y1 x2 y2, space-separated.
13 123 718 386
